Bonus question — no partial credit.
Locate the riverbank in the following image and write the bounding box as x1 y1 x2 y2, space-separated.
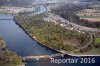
0 35 7 51
13 17 61 54
14 15 92 55
0 35 24 65
0 13 58 56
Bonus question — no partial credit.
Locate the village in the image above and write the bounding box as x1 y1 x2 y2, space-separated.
0 5 39 14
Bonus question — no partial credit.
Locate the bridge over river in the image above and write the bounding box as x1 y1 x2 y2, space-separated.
22 53 66 61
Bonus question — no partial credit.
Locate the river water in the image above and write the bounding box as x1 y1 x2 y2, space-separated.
0 5 57 66
0 5 99 66
0 14 99 66
0 14 57 57
0 13 76 66
0 15 99 66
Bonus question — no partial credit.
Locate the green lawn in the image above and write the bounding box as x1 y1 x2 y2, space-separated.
80 16 100 18
95 37 100 45
83 37 100 55
73 37 100 55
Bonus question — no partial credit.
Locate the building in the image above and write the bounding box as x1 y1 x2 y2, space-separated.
76 9 100 16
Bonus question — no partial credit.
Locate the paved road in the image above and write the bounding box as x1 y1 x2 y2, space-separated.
54 13 100 32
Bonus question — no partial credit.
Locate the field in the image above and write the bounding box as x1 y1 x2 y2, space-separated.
95 37 100 44
82 37 100 55
80 16 100 18
73 37 100 55
80 16 100 22
95 37 100 45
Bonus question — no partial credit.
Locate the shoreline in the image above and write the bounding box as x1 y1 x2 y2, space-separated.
13 16 94 56
13 17 63 55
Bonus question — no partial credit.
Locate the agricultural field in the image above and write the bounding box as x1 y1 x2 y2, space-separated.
80 16 100 18
80 16 100 22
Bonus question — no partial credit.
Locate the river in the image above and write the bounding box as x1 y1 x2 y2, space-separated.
0 5 99 66
0 13 99 66
0 14 57 57
0 4 57 66
0 13 89 66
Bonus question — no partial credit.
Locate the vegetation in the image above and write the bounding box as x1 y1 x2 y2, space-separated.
74 36 100 55
0 35 23 65
0 51 23 65
0 36 6 50
80 16 100 18
74 48 100 55
15 15 90 51
51 5 100 28
95 37 100 45
94 37 100 48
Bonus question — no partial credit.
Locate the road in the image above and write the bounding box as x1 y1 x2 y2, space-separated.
48 13 100 32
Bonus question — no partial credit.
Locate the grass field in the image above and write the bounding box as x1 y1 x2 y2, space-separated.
84 37 100 55
95 37 100 45
73 37 100 55
80 16 100 18
80 16 100 22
